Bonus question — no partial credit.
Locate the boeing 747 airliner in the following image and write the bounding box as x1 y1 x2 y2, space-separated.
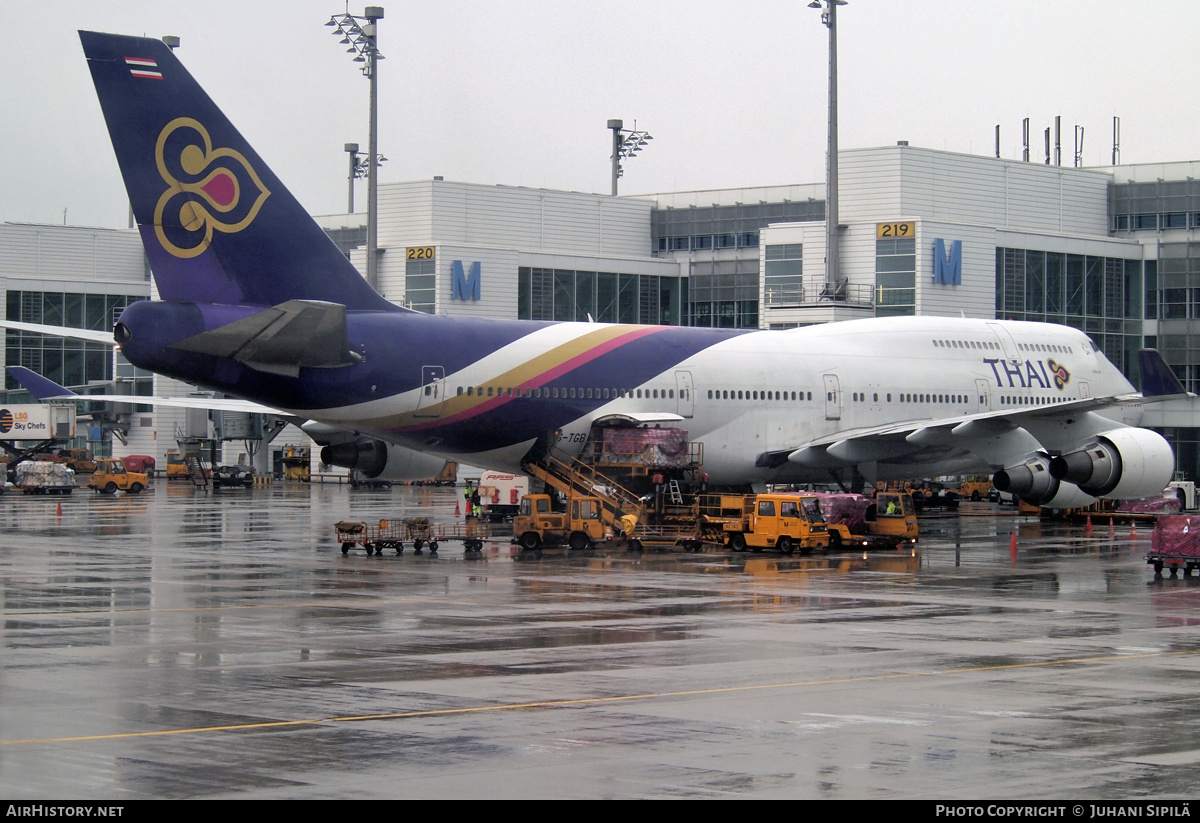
4 32 1186 508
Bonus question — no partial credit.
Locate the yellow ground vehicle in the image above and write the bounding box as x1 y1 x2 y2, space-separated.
948 476 991 502
724 493 830 555
165 450 190 479
89 458 148 494
514 493 610 551
281 444 310 482
817 491 918 549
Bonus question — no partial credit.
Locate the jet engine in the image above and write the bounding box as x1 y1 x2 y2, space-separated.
320 438 449 481
993 456 1060 506
1049 428 1174 500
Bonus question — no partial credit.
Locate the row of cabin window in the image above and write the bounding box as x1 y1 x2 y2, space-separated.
933 337 1075 355
707 390 816 401
859 391 1070 406
1001 395 1071 406
456 385 682 400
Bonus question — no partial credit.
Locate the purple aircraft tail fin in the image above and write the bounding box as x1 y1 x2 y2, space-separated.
79 31 395 313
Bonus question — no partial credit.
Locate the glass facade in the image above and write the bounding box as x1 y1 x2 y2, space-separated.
405 258 436 313
517 268 684 325
994 248 1144 380
3 290 152 397
764 244 804 305
875 237 916 317
653 199 822 330
651 200 823 254
688 258 759 329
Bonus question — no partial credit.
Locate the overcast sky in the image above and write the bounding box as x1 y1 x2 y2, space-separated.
4 0 1198 229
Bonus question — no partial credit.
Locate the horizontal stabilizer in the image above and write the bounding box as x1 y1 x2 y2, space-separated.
8 365 282 414
0 320 115 345
169 300 361 377
6 366 79 400
1139 349 1188 397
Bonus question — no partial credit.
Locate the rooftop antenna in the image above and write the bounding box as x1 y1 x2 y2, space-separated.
1022 117 1030 162
1054 116 1061 166
1044 127 1051 165
1112 116 1121 165
995 124 1000 159
1074 125 1085 167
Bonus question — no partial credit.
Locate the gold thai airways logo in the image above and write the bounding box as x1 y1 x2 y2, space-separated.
1047 358 1071 390
153 117 271 258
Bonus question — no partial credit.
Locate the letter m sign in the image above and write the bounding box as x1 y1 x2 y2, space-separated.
933 239 962 285
451 260 482 300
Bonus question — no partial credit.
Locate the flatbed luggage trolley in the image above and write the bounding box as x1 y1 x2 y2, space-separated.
335 518 491 555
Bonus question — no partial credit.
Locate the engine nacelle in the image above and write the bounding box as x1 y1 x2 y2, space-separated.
1039 484 1098 511
320 438 449 481
993 456 1059 506
1049 428 1174 499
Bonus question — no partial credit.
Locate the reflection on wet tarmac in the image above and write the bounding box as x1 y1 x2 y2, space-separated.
0 483 1198 798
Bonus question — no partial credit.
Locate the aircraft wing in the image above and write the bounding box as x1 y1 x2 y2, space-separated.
773 348 1190 473
5 366 285 415
762 393 1162 474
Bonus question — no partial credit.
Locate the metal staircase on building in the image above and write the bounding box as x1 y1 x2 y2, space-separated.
185 452 208 488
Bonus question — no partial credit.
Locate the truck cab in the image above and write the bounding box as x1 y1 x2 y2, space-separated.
514 493 607 551
727 493 829 555
165 450 190 479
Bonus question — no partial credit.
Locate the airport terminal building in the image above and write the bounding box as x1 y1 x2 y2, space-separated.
5 143 1200 477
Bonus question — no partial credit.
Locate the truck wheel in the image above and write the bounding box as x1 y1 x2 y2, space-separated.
429 541 439 552
129 483 143 494
778 536 794 555
520 532 541 551
342 543 353 555
628 539 643 553
828 531 842 551
104 482 117 495
971 490 981 501
729 533 747 552
568 532 591 551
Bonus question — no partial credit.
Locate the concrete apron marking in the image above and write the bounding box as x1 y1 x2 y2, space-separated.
2 648 1197 746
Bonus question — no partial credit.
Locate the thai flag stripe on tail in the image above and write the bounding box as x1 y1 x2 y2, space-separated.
124 56 162 79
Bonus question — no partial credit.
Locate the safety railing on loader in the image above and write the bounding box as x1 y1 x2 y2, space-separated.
522 453 645 530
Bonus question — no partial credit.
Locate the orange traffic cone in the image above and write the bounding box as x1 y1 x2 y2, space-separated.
1009 531 1018 566
1108 519 1115 537
1131 521 1138 537
1085 516 1093 533
454 500 461 517
56 500 62 517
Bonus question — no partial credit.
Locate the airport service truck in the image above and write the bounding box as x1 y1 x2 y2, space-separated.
722 492 831 555
477 470 530 521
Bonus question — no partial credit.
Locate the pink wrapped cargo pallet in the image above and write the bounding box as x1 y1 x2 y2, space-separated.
596 428 691 469
810 493 871 536
1147 515 1200 576
1117 489 1182 515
